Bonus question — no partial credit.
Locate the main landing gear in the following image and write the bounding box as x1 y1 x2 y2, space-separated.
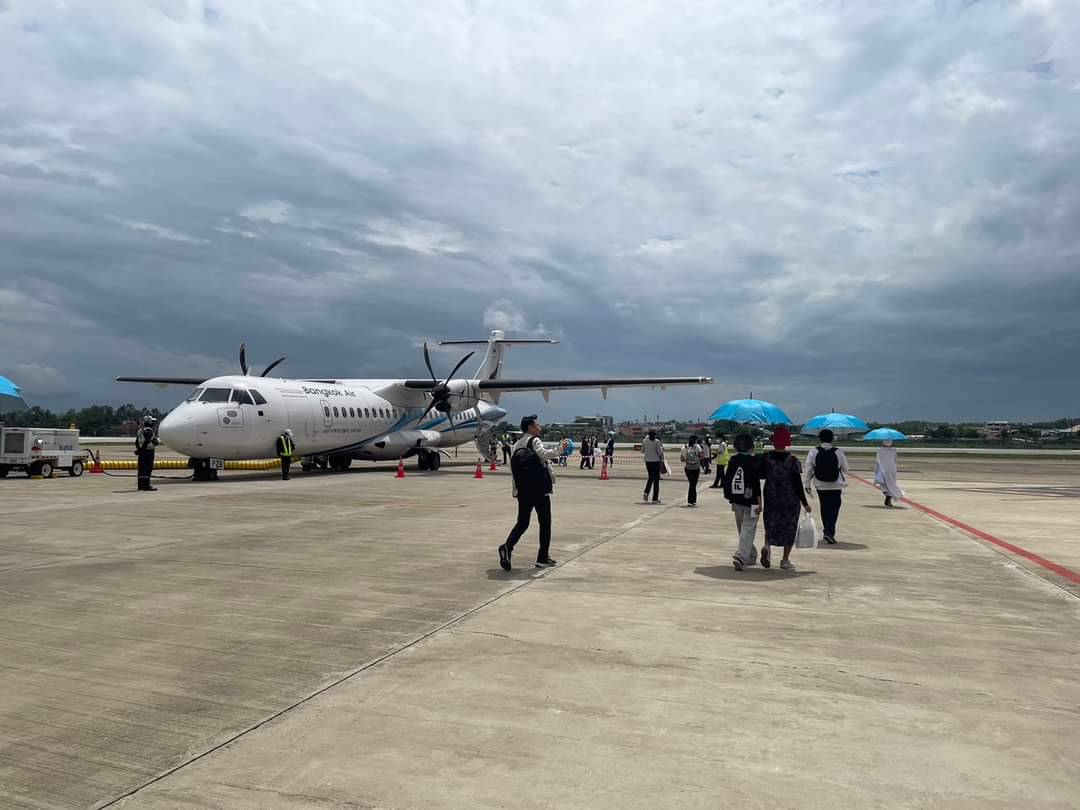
416 449 441 471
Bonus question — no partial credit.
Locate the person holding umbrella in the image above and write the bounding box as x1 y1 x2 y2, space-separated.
758 426 810 569
866 428 906 507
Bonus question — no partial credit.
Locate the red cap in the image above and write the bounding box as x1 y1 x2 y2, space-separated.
772 426 792 449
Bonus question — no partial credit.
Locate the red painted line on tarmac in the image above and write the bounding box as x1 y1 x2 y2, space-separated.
850 475 1080 584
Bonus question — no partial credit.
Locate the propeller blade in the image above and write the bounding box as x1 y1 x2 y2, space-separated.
423 342 437 383
419 398 438 424
446 351 475 382
260 356 286 377
240 343 249 376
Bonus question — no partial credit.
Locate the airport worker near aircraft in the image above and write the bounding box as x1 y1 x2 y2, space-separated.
501 436 511 466
709 433 731 488
500 415 560 571
874 439 904 507
803 429 847 544
757 426 810 570
605 431 616 467
700 436 712 475
724 432 762 570
641 428 665 503
275 428 296 481
134 414 160 492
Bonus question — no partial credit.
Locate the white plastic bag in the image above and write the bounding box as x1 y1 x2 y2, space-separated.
796 515 820 549
662 459 672 476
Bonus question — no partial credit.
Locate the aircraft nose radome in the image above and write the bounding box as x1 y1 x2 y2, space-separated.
158 411 195 452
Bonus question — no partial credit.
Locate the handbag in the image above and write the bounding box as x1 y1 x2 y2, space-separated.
662 459 672 476
796 515 820 549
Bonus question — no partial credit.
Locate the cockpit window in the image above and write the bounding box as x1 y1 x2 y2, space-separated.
250 390 267 405
185 388 204 402
200 388 231 403
231 389 254 405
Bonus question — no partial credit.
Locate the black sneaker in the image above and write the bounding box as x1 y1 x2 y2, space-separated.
535 558 557 568
498 544 511 571
825 534 838 545
733 556 745 571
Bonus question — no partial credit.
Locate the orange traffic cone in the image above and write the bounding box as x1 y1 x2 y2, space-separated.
395 459 406 478
90 451 104 474
474 460 485 479
600 454 610 480
489 457 498 471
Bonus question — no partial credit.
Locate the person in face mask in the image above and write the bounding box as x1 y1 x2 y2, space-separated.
873 439 905 507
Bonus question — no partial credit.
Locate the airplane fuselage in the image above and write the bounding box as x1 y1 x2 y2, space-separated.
158 375 505 462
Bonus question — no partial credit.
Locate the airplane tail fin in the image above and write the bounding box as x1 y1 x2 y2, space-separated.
439 330 558 381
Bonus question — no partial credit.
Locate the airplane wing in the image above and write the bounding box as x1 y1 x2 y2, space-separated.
403 377 712 392
116 377 207 386
477 377 712 392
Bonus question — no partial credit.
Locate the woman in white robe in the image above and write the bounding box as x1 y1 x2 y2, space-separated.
873 440 904 507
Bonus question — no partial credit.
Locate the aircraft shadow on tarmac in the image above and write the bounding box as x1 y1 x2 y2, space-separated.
821 541 869 550
694 565 815 581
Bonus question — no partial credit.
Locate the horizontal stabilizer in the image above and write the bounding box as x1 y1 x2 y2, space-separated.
438 339 559 346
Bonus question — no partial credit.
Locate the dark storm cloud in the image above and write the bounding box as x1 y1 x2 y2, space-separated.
1 0 1078 422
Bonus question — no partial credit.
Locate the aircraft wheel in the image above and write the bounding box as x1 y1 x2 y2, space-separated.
429 451 441 471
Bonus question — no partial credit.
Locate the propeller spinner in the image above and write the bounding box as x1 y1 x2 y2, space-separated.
419 343 475 425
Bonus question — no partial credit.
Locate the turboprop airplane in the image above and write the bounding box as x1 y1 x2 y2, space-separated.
117 330 712 480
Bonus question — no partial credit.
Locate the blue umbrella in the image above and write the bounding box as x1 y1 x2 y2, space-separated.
0 376 28 412
861 428 907 442
709 398 793 426
801 412 870 436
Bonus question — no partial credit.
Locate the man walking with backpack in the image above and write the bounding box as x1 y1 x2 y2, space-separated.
499 415 560 571
803 429 848 544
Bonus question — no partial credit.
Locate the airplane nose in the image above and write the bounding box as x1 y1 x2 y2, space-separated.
158 410 195 453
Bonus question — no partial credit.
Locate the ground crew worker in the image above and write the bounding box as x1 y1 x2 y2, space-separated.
276 428 296 480
134 415 160 492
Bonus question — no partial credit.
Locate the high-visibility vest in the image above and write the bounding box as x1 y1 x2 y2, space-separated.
279 434 294 457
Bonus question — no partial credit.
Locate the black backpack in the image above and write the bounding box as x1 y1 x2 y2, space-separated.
814 447 841 482
511 439 551 496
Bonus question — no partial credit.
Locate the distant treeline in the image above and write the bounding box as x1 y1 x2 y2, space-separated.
0 405 165 436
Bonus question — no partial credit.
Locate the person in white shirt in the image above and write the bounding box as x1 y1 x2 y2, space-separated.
803 429 849 544
640 429 665 503
500 415 561 570
874 440 904 507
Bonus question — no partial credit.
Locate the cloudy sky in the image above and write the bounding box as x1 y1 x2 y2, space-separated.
1 0 1078 423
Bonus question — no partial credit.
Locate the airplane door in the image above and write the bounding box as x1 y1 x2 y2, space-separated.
284 396 317 441
320 400 333 428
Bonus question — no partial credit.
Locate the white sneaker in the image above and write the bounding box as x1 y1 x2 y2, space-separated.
780 560 796 570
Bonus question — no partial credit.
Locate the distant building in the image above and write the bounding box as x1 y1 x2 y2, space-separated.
543 415 614 440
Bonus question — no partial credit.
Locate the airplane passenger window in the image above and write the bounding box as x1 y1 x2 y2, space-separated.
324 406 331 418
350 407 357 418
185 388 204 402
231 390 254 405
333 406 340 418
201 388 231 402
364 408 370 418
250 390 267 405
